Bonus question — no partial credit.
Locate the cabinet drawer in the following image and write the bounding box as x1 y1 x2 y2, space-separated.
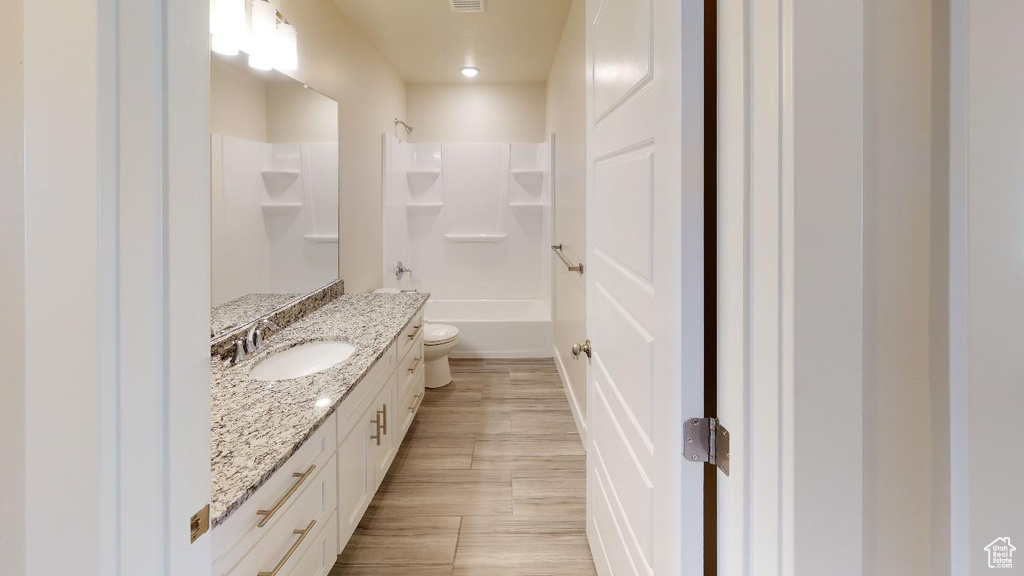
213 412 337 566
397 310 423 364
398 332 424 400
221 452 338 576
284 511 338 576
399 365 425 439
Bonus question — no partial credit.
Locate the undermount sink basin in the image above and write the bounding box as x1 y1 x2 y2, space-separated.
249 341 356 382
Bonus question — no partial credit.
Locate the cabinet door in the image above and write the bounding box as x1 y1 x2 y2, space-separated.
372 372 399 486
337 408 374 546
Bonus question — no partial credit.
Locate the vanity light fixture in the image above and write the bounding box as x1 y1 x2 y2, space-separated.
274 22 298 72
210 0 246 56
460 66 480 78
248 0 277 70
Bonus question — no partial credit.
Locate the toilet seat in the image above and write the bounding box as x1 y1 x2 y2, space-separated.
423 323 459 346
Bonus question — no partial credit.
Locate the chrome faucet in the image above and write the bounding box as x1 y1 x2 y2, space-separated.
247 317 280 354
395 261 413 281
225 317 280 365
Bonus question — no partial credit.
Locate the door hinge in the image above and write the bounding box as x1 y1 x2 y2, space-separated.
190 504 210 543
683 417 730 476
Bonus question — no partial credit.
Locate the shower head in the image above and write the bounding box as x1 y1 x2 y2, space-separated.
394 118 414 137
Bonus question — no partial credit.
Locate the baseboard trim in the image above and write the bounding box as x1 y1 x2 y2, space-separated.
449 350 553 359
554 345 587 444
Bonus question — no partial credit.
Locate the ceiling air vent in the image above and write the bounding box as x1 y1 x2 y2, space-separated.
450 0 485 13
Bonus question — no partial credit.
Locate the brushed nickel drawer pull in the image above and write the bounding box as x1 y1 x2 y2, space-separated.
371 412 382 445
410 394 423 413
257 519 317 576
255 464 316 528
379 404 388 435
408 358 421 373
407 325 421 340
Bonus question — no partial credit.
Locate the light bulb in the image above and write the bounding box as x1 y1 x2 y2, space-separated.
210 0 245 56
461 66 480 78
248 0 276 71
274 22 298 72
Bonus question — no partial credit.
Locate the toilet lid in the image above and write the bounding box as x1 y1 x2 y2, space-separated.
423 323 459 345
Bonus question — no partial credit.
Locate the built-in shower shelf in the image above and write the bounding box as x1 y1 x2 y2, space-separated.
511 169 545 188
444 233 508 243
406 202 445 210
407 169 441 190
261 169 301 190
303 234 339 243
509 202 546 209
261 203 303 216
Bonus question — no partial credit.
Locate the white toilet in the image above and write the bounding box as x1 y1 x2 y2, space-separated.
422 323 459 388
373 289 459 388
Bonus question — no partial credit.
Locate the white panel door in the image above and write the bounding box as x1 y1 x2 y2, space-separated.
584 0 705 574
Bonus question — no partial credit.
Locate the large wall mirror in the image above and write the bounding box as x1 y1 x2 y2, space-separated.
210 52 340 338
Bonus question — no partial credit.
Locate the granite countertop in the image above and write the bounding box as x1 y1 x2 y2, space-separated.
210 292 429 526
211 293 301 337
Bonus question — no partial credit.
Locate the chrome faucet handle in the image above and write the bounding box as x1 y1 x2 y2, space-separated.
226 338 247 365
395 261 413 281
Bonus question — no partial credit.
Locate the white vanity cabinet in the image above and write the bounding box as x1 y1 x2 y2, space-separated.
212 415 339 576
337 309 424 547
212 307 425 576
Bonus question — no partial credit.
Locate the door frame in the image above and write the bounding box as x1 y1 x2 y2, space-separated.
716 0 866 574
22 0 211 574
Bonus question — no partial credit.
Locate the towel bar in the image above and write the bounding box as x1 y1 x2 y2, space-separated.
551 244 584 274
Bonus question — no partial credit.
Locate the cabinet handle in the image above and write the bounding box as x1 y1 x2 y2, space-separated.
255 464 316 528
379 404 388 435
408 358 421 373
370 412 382 446
408 325 421 340
410 394 423 413
257 519 317 576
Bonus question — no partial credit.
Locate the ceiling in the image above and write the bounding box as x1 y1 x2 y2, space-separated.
331 0 573 84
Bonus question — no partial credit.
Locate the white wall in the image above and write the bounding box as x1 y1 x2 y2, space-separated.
407 83 547 143
210 56 268 142
0 2 24 575
792 2 865 573
950 1 1024 571
545 0 587 432
266 82 339 143
862 1 947 575
277 0 407 294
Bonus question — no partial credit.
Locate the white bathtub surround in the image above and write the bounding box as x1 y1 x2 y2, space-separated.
382 136 554 358
424 298 552 358
211 135 339 306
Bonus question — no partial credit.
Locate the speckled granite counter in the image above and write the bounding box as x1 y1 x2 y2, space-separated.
211 293 300 337
210 292 429 526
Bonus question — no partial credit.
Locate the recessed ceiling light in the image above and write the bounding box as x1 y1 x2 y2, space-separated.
461 66 480 78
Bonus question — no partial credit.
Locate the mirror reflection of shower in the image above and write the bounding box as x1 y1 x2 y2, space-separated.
382 134 554 358
209 52 340 337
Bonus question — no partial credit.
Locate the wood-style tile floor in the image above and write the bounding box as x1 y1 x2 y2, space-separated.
330 359 597 576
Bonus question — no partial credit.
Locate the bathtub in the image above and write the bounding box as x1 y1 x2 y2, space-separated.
423 298 553 358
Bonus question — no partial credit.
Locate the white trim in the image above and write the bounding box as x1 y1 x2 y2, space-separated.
554 345 587 443
23 1 211 573
721 0 864 574
716 0 748 574
947 2 970 573
448 349 553 359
